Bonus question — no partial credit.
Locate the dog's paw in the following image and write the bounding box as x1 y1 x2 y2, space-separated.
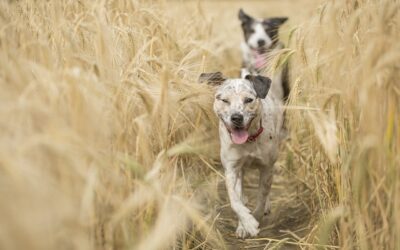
264 199 271 215
252 209 264 221
236 214 259 238
235 223 248 238
253 198 271 220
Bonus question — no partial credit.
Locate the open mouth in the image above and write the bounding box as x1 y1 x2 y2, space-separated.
223 118 255 145
249 47 269 69
230 127 249 144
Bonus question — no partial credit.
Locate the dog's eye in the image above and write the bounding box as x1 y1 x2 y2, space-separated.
244 98 254 104
221 99 230 104
250 28 255 33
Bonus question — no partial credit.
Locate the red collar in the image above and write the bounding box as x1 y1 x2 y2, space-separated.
247 120 264 142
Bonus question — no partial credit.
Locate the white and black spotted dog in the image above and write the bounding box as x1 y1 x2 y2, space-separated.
199 72 285 238
239 9 290 102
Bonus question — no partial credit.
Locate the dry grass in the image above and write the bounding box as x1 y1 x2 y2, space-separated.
0 0 398 249
287 0 400 248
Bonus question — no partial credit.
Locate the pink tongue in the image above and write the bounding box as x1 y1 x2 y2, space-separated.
231 129 249 144
255 53 265 69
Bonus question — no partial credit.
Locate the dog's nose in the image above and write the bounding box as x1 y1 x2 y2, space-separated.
231 114 244 125
257 39 266 47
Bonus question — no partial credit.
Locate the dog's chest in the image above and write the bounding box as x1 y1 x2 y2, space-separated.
223 133 279 167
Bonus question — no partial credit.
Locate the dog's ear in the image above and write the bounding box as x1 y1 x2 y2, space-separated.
245 75 271 99
263 17 288 27
198 72 226 86
239 9 253 24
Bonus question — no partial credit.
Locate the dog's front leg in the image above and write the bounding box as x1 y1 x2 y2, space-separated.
253 166 273 221
240 68 251 79
223 162 259 238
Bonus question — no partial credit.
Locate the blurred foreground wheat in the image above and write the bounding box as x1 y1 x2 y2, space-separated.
287 0 400 248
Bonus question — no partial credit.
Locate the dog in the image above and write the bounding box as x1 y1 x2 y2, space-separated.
199 72 285 238
238 9 290 102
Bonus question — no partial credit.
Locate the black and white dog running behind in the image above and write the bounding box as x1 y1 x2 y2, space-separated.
239 9 290 103
198 72 285 238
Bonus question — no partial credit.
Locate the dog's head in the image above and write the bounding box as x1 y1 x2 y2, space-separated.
199 72 271 144
239 9 288 51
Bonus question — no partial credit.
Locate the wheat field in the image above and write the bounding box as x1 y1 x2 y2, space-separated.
0 0 399 249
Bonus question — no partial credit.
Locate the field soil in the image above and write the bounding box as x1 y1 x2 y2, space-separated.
214 163 314 250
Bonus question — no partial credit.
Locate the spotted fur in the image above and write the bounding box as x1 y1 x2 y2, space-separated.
199 73 285 238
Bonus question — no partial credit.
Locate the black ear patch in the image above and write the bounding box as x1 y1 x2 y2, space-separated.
198 72 226 86
245 75 272 99
264 17 288 27
239 9 255 42
238 9 253 24
262 17 288 43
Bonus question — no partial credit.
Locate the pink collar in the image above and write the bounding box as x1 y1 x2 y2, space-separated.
246 120 264 142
